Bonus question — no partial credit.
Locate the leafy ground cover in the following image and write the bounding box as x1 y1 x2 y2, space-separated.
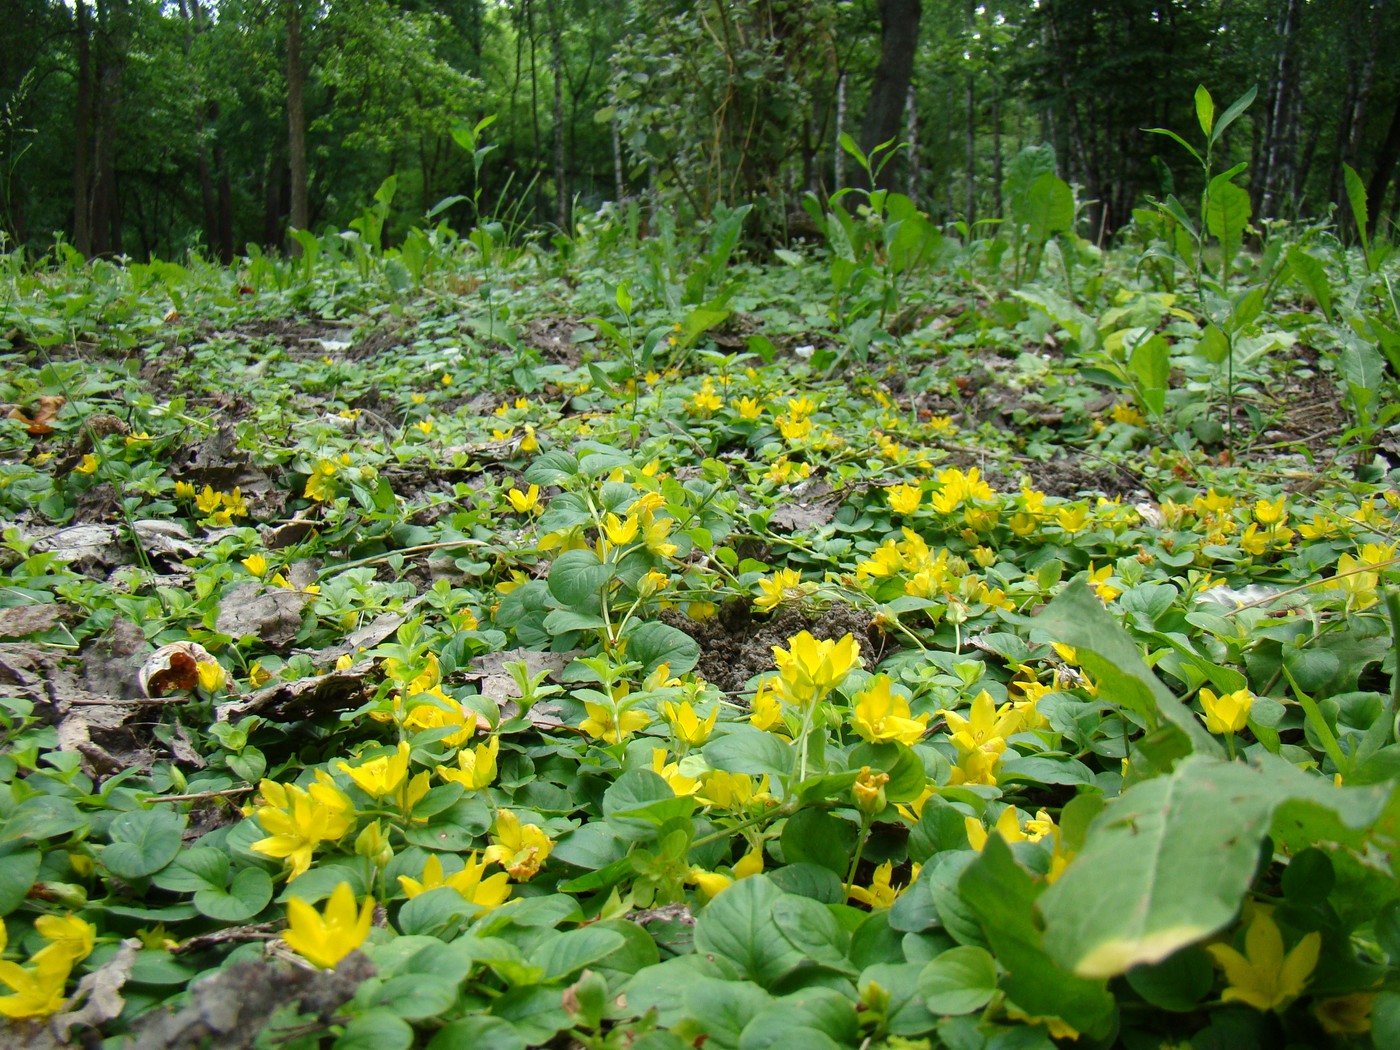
3 139 1400 1047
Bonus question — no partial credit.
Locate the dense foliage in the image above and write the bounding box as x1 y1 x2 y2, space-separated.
2 86 1400 1049
4 0 1400 256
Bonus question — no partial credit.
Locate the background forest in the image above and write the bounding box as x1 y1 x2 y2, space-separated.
3 0 1400 260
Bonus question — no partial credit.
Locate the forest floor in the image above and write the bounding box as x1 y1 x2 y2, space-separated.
1 227 1398 1048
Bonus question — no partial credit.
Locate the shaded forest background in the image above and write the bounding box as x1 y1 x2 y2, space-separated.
2 0 1399 260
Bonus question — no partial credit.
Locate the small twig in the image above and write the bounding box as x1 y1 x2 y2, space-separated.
146 786 256 803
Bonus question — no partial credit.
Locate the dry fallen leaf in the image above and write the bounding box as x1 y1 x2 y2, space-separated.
7 394 65 436
138 641 226 697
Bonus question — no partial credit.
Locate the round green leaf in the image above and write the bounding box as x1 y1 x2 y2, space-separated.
1123 944 1214 1012
917 945 998 1014
103 808 185 880
334 1010 413 1050
0 850 41 915
428 1016 525 1050
194 867 273 922
547 548 612 607
625 620 700 676
366 973 459 1021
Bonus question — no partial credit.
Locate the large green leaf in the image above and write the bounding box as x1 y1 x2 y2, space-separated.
1017 578 1220 761
693 875 805 987
917 945 998 1015
546 548 613 607
102 808 185 880
959 837 1115 1037
1204 172 1250 282
1039 754 1389 978
626 619 700 676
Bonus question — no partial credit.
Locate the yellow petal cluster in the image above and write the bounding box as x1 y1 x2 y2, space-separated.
851 675 929 745
1206 907 1320 1012
770 630 861 707
397 853 511 909
283 882 373 970
1200 687 1253 735
482 809 554 881
251 771 355 881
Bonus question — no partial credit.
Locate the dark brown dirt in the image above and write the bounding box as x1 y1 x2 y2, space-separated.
664 602 888 695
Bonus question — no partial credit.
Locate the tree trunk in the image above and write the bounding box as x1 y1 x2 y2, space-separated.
1366 90 1400 238
1258 0 1301 220
91 0 128 257
857 0 921 191
905 82 919 202
72 0 93 256
991 94 1003 220
286 0 309 246
547 0 566 229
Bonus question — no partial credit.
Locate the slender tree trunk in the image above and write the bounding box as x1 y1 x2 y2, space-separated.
612 119 624 202
91 0 128 257
834 71 846 190
963 0 975 228
547 0 566 229
991 93 1003 219
1367 91 1400 238
286 0 309 245
857 0 921 192
72 0 93 256
905 82 919 202
1258 0 1301 220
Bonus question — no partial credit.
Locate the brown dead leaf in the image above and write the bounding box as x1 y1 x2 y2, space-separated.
214 584 314 647
138 641 224 697
216 660 375 723
7 395 65 436
52 938 140 1040
0 604 63 639
303 596 426 667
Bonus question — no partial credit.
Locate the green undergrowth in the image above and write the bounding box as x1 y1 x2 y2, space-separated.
2 147 1400 1049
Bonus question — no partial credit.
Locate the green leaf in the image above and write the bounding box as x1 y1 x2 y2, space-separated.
194 867 273 922
0 850 40 915
334 1010 413 1050
681 977 772 1046
780 809 855 875
427 1016 525 1050
703 726 794 779
1038 754 1388 978
1205 176 1250 283
616 282 633 315
530 927 625 981
917 945 998 1014
1143 127 1203 168
1343 162 1372 264
102 808 185 880
1126 333 1171 416
1211 84 1257 146
859 962 939 1036
1017 578 1220 761
694 875 805 987
771 895 851 969
625 620 700 676
1123 945 1214 1012
1285 246 1333 322
524 450 579 485
546 548 613 607
959 837 1115 1037
1193 84 1214 137
364 974 460 1021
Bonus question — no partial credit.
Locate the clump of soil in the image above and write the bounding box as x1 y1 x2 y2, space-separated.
665 602 886 695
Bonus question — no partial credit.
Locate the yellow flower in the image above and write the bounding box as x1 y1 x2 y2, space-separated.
749 680 784 732
638 569 670 597
734 396 763 421
398 852 511 910
851 675 929 745
887 483 922 515
1111 401 1148 426
482 809 554 881
965 808 1027 851
579 701 650 744
651 749 700 796
1087 562 1121 602
0 950 72 1019
195 485 222 515
688 868 732 899
1200 687 1252 735
197 658 227 694
75 454 99 475
1206 907 1321 1012
847 861 918 909
661 700 718 746
250 773 355 881
754 567 804 613
241 553 268 576
174 480 196 500
33 914 95 965
283 882 373 970
402 693 474 749
415 419 433 435
1314 992 1375 1036
732 845 765 879
339 741 410 798
698 771 772 812
1055 505 1089 533
437 735 499 790
777 413 812 441
852 767 890 814
506 484 541 514
688 384 723 417
1254 496 1286 526
602 512 640 547
770 630 861 707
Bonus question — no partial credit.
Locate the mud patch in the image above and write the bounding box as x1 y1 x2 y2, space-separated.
664 602 887 695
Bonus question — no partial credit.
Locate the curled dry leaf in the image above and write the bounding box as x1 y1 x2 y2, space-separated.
138 641 227 697
7 394 65 436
